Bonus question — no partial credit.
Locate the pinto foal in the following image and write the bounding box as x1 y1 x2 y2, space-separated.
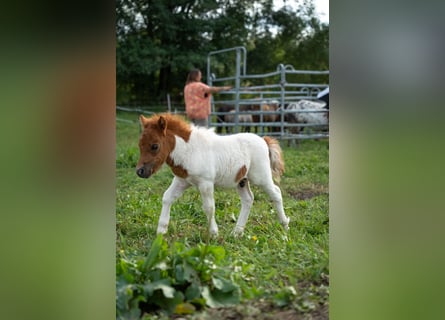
136 113 290 236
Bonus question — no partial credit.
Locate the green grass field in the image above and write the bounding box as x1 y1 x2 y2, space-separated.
116 110 329 319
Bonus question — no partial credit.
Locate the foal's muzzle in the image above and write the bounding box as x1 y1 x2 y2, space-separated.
136 164 153 178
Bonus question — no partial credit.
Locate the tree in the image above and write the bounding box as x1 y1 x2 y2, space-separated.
116 0 328 105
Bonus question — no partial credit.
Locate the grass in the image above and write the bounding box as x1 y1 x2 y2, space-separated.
116 110 329 319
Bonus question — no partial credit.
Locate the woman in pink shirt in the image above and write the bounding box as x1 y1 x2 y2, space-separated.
184 69 232 127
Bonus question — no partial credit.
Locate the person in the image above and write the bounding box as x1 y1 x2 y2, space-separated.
184 68 232 127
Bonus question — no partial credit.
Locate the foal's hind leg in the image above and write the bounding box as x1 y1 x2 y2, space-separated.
157 177 191 234
261 181 290 231
233 178 254 237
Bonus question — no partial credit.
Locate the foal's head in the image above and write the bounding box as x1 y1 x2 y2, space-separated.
136 114 191 178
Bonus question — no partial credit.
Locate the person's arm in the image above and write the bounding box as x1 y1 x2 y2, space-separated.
206 85 232 94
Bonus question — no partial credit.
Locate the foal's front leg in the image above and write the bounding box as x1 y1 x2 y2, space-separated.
157 177 190 234
198 181 218 236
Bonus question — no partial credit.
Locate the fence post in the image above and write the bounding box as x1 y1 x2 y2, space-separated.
207 72 213 126
234 48 242 133
167 93 171 112
279 64 286 137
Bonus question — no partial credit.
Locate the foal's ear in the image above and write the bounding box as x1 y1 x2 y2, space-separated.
139 115 149 128
158 116 167 135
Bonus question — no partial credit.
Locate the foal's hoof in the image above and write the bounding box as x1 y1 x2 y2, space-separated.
282 217 290 231
209 227 219 237
156 225 168 235
232 226 244 237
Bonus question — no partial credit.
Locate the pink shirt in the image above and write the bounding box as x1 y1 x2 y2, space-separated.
184 82 211 120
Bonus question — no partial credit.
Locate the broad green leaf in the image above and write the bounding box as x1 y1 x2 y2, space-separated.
175 264 185 283
183 262 198 282
212 276 238 293
174 302 196 315
157 283 175 299
117 307 141 320
155 290 184 314
207 246 225 263
200 286 217 307
212 289 240 306
200 285 240 307
116 282 133 312
143 279 175 298
185 283 200 301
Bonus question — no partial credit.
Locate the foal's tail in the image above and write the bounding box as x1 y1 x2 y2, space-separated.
263 136 285 183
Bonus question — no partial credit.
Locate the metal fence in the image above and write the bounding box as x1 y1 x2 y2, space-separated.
207 46 329 140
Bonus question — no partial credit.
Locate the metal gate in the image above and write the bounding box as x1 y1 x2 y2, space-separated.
207 46 329 140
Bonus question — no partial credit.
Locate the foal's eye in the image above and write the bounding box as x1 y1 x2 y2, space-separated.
151 144 159 151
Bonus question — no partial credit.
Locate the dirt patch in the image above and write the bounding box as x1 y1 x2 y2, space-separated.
288 185 328 200
177 301 328 320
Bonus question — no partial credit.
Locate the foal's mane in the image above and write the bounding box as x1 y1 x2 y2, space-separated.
149 113 192 142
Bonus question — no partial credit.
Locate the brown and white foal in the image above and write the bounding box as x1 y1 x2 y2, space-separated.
136 113 290 236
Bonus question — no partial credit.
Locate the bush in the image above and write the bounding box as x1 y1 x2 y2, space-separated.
116 235 241 319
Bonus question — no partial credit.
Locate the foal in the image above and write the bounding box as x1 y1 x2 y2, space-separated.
136 113 290 236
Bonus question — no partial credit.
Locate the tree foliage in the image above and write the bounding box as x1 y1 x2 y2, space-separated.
116 0 329 105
